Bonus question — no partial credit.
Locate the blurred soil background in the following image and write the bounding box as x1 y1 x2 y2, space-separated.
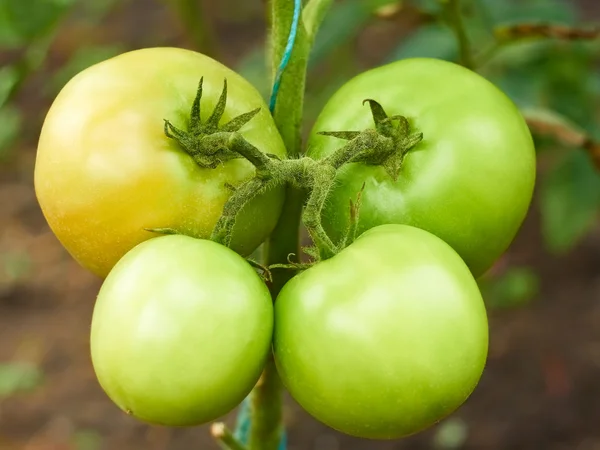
1 0 600 449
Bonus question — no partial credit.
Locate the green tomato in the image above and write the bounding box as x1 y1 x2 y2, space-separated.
307 58 535 277
35 47 286 278
90 235 273 426
274 224 488 439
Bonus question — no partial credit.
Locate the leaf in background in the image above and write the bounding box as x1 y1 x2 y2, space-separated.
0 0 77 47
475 0 576 26
542 44 597 131
541 150 600 253
72 430 102 450
235 47 270 102
0 106 22 161
310 0 396 64
79 0 121 21
386 23 458 62
407 0 441 15
0 362 43 397
481 267 540 309
47 45 124 95
433 417 469 449
0 66 20 108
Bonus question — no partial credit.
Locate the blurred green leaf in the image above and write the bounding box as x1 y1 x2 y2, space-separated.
47 45 124 94
311 0 395 63
482 267 540 309
387 23 458 62
475 0 576 26
236 47 270 102
0 0 77 47
0 66 20 107
407 0 441 15
2 251 32 281
0 362 43 397
541 150 600 253
0 106 22 160
72 430 102 450
433 417 468 449
80 0 120 20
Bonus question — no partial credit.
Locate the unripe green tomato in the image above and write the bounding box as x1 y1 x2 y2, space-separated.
90 235 273 426
307 58 536 277
35 47 286 278
274 224 488 439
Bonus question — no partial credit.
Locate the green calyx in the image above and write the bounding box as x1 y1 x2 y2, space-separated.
159 77 424 266
319 99 423 181
163 77 260 169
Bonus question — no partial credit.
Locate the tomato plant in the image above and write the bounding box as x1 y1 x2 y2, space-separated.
274 224 488 439
307 58 536 277
34 47 286 278
90 234 273 426
31 0 595 447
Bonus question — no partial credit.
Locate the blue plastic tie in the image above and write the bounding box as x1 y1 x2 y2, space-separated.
268 0 302 113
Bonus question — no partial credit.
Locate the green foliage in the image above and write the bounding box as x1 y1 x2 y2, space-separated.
481 266 540 309
541 151 600 253
72 430 102 450
0 107 21 160
433 417 469 449
311 0 396 63
47 45 124 94
387 23 458 61
477 0 576 25
0 0 76 47
0 362 44 397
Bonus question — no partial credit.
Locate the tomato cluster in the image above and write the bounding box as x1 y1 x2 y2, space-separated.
35 48 534 440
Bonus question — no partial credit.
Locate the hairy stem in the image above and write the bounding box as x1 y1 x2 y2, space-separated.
301 166 338 259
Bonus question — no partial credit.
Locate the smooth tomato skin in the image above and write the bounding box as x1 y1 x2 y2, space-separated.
307 58 535 277
35 47 286 278
90 235 273 426
274 224 488 439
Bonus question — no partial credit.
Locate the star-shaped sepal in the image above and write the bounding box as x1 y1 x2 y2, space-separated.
163 77 261 169
318 99 423 181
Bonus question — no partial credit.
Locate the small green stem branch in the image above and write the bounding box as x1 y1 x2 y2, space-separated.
443 0 475 69
211 423 248 450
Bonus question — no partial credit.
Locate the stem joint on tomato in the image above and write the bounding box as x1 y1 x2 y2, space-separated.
163 79 424 264
204 99 423 262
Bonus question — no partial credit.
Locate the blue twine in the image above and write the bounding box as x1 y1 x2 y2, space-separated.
268 0 302 113
231 2 301 448
234 396 287 450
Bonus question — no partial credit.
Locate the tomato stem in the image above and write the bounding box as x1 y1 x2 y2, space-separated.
204 99 423 261
247 356 284 450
